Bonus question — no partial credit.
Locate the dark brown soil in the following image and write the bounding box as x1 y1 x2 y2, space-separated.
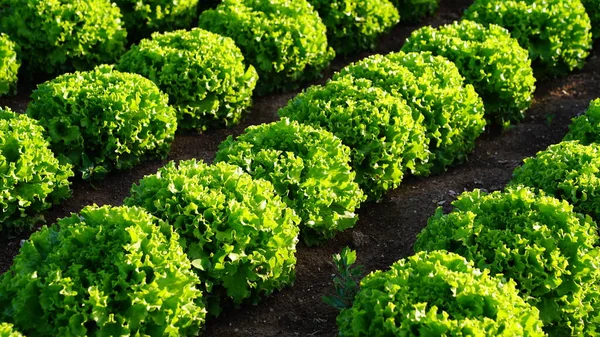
1 0 600 336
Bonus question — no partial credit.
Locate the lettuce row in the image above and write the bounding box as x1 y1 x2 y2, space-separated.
124 160 300 316
118 28 258 131
27 65 177 180
464 0 592 76
215 118 366 246
308 0 399 55
402 20 536 127
415 186 600 336
334 51 486 174
279 76 428 200
0 205 206 336
337 250 545 336
0 107 73 232
0 0 127 75
198 0 335 94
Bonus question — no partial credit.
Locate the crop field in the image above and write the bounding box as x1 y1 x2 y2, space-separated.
1 0 600 336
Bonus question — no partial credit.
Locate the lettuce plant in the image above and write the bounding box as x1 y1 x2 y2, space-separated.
0 0 127 75
334 51 485 174
337 250 545 337
26 65 177 180
464 0 592 76
215 118 365 245
114 0 199 38
0 324 23 337
511 141 600 220
124 160 300 316
117 28 258 131
564 98 600 145
0 205 206 336
307 0 399 55
198 0 335 94
390 0 440 22
402 20 535 127
0 34 19 96
279 77 428 200
415 186 600 336
0 107 73 232
581 0 600 38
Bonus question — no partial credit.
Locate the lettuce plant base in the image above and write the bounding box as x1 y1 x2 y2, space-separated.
1 0 599 336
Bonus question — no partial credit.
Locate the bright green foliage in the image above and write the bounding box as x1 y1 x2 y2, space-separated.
415 187 600 336
114 0 199 37
564 98 600 145
0 0 127 75
0 205 206 336
322 247 364 310
0 107 73 232
0 34 19 96
402 20 535 127
215 118 365 245
390 0 440 22
307 0 399 55
0 323 24 337
124 160 300 316
198 0 335 94
511 141 600 220
26 65 177 180
334 51 486 174
117 28 258 131
581 0 600 38
337 250 545 337
279 77 428 200
464 0 592 76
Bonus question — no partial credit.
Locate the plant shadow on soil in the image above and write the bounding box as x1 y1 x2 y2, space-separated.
1 0 599 336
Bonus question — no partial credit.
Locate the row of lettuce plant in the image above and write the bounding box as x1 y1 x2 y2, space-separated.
0 0 449 229
328 0 600 336
0 0 598 336
0 0 441 95
333 99 600 336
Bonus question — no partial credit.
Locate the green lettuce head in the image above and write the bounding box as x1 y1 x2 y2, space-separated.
0 107 73 232
0 0 127 75
307 0 399 55
27 65 177 180
216 118 366 245
0 205 205 336
334 51 486 174
125 160 300 316
464 0 592 76
402 20 535 127
337 250 545 336
198 0 335 94
279 77 428 200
